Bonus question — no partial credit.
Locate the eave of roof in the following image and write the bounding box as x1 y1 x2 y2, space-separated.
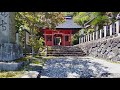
56 18 83 29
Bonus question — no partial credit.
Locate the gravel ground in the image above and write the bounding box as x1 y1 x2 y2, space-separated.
20 63 43 78
40 56 120 78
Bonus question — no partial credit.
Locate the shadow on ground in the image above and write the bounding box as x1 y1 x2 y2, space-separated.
24 63 43 73
41 57 110 78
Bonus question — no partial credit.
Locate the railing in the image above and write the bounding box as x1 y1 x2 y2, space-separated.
79 20 120 43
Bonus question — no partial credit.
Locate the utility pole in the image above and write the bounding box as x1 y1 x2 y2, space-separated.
31 24 34 58
32 12 35 58
24 29 26 56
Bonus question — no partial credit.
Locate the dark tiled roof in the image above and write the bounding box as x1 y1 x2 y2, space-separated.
56 18 83 29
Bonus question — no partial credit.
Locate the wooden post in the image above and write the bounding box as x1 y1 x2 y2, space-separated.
80 37 82 43
81 36 84 43
88 33 89 41
89 33 91 41
110 24 113 36
95 30 98 40
85 34 87 42
113 23 116 35
82 35 84 42
115 20 120 35
100 29 102 38
84 35 86 42
92 32 94 40
103 26 107 37
81 29 84 43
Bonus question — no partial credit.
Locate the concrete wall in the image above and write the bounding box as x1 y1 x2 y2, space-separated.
76 35 120 62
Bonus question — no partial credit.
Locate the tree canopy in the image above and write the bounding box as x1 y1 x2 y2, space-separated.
15 12 120 46
73 12 119 29
15 12 65 54
68 12 120 45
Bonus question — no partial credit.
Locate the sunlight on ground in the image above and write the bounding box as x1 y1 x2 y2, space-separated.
41 56 120 78
0 71 25 78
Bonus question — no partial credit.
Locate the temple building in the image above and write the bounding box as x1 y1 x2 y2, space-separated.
43 16 82 46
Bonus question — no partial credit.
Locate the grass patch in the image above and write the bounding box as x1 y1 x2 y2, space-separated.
34 55 40 58
31 60 41 64
0 55 52 78
30 56 54 65
0 71 24 78
29 55 44 65
0 55 49 78
34 55 42 59
42 56 55 59
15 55 31 63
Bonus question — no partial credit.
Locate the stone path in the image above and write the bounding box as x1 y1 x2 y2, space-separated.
20 71 39 78
40 56 120 78
20 63 42 78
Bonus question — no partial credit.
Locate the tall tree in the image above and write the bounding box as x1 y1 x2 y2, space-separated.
15 12 65 55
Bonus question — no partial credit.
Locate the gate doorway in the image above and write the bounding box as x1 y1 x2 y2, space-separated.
54 37 61 45
54 34 62 46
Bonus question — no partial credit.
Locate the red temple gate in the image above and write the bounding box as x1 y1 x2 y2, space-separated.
43 16 82 46
44 29 72 46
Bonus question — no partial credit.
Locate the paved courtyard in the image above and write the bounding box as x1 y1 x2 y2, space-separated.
40 56 120 78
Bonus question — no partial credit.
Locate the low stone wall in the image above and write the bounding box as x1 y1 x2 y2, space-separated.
0 43 23 61
76 35 120 62
0 62 23 71
0 60 29 71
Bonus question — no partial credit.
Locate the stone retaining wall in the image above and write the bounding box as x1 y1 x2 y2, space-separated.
0 43 23 61
76 35 120 62
0 62 23 71
0 60 29 71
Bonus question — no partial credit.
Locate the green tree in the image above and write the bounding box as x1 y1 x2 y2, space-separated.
15 12 65 55
72 12 119 45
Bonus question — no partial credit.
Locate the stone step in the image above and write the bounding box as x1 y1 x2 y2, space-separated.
47 52 84 54
47 53 86 56
48 49 83 51
47 46 86 56
49 47 82 49
47 54 85 56
50 46 81 49
47 49 83 51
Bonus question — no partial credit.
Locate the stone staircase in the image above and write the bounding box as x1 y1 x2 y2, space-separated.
47 46 86 56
